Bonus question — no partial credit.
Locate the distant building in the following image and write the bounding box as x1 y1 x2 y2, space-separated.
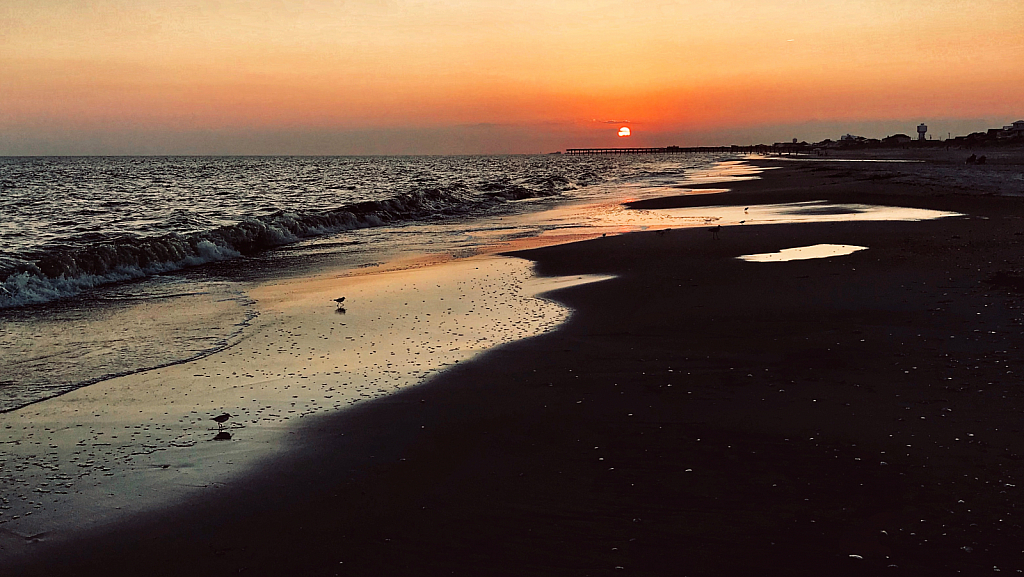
917 123 928 141
997 120 1024 139
883 134 913 145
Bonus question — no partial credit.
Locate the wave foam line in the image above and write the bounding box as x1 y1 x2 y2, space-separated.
0 183 566 309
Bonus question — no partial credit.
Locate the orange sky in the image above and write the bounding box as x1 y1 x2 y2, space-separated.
2 0 1023 154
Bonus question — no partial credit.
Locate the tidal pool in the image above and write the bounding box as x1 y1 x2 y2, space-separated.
657 201 960 226
738 244 868 263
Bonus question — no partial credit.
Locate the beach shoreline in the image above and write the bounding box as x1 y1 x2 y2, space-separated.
2 156 757 553
6 155 1024 575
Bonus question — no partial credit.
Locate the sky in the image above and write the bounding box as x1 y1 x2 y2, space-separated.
2 0 1023 155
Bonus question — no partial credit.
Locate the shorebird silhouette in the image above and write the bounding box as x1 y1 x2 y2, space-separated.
212 413 231 429
710 225 721 239
333 297 346 307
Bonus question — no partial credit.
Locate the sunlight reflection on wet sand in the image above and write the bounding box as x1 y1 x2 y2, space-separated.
506 200 960 245
738 244 868 263
0 256 612 547
656 201 961 226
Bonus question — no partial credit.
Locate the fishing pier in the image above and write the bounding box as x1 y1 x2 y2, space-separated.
564 145 796 156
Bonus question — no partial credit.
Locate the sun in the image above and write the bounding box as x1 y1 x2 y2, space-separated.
618 126 631 137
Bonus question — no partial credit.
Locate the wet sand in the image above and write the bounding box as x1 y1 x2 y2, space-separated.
0 257 604 555
6 156 1024 575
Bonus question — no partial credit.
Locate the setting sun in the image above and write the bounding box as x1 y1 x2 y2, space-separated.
2 0 1022 154
4 2 1024 574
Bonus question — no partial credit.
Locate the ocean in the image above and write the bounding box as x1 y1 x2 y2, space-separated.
0 154 742 412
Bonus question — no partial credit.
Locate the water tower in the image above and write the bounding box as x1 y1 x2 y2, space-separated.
917 123 928 141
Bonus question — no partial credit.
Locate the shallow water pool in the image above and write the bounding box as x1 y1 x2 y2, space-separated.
738 244 868 263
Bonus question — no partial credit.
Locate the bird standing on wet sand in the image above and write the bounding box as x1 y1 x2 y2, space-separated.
212 413 232 429
334 297 346 307
710 225 721 239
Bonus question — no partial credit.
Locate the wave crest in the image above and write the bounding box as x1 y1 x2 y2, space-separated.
0 182 565 309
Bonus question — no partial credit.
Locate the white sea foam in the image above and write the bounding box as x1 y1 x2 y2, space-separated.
0 165 607 309
0 154 731 413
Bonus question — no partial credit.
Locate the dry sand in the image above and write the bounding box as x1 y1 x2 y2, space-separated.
5 154 1024 575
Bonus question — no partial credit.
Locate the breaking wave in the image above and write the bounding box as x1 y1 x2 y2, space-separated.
0 181 568 309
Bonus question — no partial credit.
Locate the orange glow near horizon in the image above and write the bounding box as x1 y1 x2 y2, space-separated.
2 0 1023 153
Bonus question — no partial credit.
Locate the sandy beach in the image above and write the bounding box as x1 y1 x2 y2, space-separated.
6 152 1024 575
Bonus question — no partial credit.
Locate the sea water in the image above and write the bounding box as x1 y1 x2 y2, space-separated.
0 154 743 411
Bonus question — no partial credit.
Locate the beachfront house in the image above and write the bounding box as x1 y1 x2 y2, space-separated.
995 121 1024 140
882 134 913 145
